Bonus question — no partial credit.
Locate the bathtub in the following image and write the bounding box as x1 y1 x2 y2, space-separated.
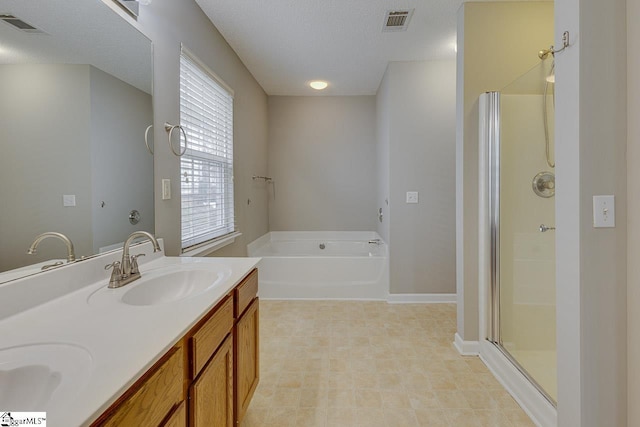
247 231 388 299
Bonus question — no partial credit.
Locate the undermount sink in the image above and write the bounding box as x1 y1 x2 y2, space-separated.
88 265 229 307
0 343 93 410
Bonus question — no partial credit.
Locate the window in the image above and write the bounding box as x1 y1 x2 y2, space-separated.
179 48 235 252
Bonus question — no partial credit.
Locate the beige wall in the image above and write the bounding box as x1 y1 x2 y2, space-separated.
267 96 377 232
119 0 269 257
377 60 457 294
456 1 554 340
628 0 640 423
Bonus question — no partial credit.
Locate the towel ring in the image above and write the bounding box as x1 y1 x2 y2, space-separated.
144 124 154 155
164 122 187 156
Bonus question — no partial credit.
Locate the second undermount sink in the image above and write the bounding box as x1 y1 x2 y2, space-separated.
0 343 93 411
121 269 223 306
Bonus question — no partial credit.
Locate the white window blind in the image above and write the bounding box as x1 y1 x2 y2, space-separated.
180 49 235 251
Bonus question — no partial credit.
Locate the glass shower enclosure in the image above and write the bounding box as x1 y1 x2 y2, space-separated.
481 60 557 404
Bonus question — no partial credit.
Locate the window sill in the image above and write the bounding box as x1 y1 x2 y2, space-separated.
180 232 242 258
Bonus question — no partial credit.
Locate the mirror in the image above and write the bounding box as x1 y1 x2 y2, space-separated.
0 0 154 283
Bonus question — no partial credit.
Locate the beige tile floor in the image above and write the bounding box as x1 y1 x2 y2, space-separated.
241 300 535 427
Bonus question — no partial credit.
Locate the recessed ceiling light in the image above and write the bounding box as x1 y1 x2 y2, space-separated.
310 81 328 90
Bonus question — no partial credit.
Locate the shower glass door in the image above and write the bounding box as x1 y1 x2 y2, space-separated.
491 60 557 403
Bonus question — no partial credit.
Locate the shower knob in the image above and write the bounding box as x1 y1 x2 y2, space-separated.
532 171 555 198
539 224 556 232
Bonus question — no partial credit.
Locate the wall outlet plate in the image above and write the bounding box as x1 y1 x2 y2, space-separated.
406 191 419 204
63 195 76 207
593 195 615 228
162 179 171 200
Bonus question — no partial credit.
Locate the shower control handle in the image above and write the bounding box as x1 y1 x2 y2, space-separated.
539 224 556 233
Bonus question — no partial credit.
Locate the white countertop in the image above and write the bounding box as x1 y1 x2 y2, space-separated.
0 247 260 427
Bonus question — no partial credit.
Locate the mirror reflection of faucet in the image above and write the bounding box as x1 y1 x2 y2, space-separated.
27 232 76 263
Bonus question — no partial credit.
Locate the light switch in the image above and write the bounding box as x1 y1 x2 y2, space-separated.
593 195 615 228
406 191 419 204
162 179 171 200
63 195 76 207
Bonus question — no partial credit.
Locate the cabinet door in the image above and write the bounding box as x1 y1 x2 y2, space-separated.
235 298 259 424
190 335 233 427
161 401 186 427
95 346 184 427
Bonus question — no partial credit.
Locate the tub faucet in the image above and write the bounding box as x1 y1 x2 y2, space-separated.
27 232 76 263
105 231 161 289
368 239 382 245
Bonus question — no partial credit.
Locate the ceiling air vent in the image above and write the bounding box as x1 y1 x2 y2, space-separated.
0 14 45 33
382 9 414 32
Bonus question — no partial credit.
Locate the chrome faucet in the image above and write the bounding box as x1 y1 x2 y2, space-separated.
27 232 76 263
105 231 161 289
368 239 382 245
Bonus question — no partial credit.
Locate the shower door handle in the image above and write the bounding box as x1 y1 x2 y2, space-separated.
539 224 556 232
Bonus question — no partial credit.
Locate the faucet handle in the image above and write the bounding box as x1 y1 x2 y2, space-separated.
105 261 122 288
130 254 145 274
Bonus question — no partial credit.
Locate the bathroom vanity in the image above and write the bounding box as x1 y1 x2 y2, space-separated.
0 241 260 426
91 269 259 427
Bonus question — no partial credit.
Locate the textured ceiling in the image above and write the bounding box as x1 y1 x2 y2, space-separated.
0 0 152 93
195 0 464 96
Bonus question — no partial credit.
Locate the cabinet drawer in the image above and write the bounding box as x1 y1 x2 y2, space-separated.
235 269 258 317
191 296 233 378
98 346 184 427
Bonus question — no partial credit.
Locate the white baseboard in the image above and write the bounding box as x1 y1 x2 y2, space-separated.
386 293 456 303
479 340 557 427
453 333 480 356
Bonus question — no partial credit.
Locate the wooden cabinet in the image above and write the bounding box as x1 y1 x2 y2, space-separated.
187 295 234 427
235 298 259 424
92 345 185 427
92 269 259 427
189 335 234 427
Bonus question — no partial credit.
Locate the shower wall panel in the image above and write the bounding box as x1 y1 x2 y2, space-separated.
500 94 556 400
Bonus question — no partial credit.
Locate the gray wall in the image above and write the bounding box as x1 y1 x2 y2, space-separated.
628 0 640 423
0 63 155 270
376 67 391 244
267 96 377 231
377 61 457 295
0 64 93 270
555 0 628 424
130 0 269 257
90 66 154 253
